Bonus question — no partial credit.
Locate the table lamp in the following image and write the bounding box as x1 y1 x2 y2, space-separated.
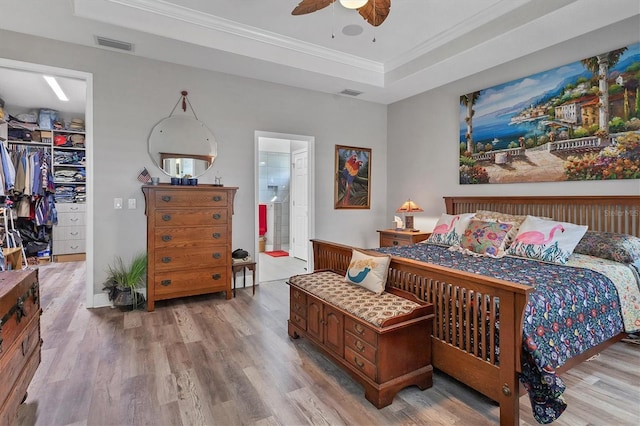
396 199 424 232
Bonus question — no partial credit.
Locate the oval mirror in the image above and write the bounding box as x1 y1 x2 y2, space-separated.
148 115 217 178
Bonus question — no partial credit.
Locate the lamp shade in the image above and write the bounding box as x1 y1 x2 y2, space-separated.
339 0 368 9
396 199 424 213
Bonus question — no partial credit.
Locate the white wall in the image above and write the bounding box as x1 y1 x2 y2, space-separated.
0 29 388 302
388 17 640 234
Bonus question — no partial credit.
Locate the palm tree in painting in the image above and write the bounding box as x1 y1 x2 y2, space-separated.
581 48 627 134
460 91 481 153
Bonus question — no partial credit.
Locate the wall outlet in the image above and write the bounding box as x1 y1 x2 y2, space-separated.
128 198 136 209
114 198 123 209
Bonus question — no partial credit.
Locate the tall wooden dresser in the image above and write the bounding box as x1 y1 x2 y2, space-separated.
142 184 238 311
0 269 41 424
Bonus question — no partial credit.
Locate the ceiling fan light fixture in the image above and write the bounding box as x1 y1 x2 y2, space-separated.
339 0 368 10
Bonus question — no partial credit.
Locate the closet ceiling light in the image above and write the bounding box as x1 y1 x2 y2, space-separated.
43 75 69 102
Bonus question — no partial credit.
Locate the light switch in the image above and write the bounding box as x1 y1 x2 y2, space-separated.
128 198 136 209
114 198 123 209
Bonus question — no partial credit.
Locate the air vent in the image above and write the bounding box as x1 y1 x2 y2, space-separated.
95 36 134 52
339 89 363 97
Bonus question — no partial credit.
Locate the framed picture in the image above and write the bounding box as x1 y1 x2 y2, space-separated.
334 145 371 209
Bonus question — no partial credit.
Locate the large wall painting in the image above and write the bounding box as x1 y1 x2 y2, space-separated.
334 145 371 209
459 42 640 184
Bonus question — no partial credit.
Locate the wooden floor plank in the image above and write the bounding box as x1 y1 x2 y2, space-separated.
12 261 640 425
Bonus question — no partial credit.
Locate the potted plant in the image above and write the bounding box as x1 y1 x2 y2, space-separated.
103 252 147 310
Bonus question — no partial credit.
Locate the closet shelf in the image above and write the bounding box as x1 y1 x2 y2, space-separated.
7 140 50 147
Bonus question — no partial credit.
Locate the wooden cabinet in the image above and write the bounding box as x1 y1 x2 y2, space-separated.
377 229 431 247
142 184 237 311
288 284 433 408
0 269 41 425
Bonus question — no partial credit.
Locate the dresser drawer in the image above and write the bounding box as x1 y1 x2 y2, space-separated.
153 268 228 296
290 288 307 314
345 331 376 364
0 270 40 355
55 203 86 213
153 209 228 226
289 312 306 330
345 346 376 380
380 235 412 247
154 225 228 247
154 190 229 207
53 225 85 241
344 317 377 348
57 212 86 227
154 247 229 271
0 315 40 409
53 239 85 255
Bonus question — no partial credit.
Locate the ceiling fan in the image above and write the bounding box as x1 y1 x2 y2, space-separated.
292 0 391 27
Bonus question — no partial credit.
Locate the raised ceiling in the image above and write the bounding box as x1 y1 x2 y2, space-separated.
0 0 639 104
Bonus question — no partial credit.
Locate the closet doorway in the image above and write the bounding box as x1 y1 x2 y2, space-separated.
255 131 314 283
0 58 94 306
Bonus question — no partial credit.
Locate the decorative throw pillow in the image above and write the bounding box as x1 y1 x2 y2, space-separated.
506 216 588 264
573 231 640 264
426 213 476 247
457 219 514 258
474 210 528 248
344 249 391 295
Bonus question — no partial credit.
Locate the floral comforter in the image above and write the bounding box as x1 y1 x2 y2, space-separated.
374 243 639 424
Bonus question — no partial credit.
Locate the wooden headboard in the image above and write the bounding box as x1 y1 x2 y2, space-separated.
444 195 640 237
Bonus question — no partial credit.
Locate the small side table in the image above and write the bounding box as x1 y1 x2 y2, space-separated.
232 260 257 297
377 229 431 248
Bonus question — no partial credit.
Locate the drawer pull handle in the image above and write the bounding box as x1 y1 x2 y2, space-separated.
162 214 172 221
70 207 79 211
212 273 221 280
293 303 300 311
162 235 172 242
70 218 79 222
162 257 172 263
354 357 365 369
213 195 222 202
212 253 221 259
212 233 221 239
22 336 29 356
31 283 39 304
294 316 301 323
162 195 172 202
354 340 365 352
393 240 399 246
161 280 172 286
353 323 365 335
212 213 221 220
70 232 79 236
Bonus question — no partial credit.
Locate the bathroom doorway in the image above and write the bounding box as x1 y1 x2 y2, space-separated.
255 131 314 283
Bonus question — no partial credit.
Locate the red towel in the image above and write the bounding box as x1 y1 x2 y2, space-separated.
258 204 267 236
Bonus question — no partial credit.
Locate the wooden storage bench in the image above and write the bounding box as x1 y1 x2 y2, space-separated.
287 270 434 408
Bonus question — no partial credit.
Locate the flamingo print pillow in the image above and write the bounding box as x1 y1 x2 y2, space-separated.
426 213 476 247
506 215 588 264
344 249 391 295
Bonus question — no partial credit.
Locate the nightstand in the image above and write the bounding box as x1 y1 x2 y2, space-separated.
377 229 431 247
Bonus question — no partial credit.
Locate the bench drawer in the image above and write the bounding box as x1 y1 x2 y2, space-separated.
345 331 376 364
345 346 376 380
345 317 377 348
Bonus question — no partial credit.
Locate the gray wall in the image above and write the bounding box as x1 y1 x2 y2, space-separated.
0 29 388 303
388 17 640 233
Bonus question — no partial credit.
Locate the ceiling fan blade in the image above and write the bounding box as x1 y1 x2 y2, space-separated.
292 0 336 16
358 0 390 27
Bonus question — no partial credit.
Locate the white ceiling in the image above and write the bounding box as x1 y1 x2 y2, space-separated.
0 0 638 106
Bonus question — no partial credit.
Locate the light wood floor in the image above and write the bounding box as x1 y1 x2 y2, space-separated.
15 261 640 426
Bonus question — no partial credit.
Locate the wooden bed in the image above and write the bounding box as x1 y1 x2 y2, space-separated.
310 195 639 426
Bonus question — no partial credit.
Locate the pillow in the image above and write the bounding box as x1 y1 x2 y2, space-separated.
457 219 514 258
573 231 640 264
344 249 391 295
426 213 476 247
474 210 528 248
506 216 587 264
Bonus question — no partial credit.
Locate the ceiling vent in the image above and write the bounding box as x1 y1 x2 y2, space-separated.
95 36 134 52
339 89 363 97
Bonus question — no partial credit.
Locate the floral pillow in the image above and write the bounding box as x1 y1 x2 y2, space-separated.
506 216 588 264
573 231 640 264
344 249 391 295
426 213 476 247
455 219 514 258
474 210 527 248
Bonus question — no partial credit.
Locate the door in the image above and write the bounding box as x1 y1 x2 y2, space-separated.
324 304 344 356
306 297 324 343
291 149 308 261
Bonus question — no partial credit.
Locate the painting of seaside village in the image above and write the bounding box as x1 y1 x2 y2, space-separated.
459 42 640 184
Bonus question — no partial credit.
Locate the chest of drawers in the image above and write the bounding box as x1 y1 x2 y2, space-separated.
142 184 238 311
53 203 86 256
0 269 41 424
